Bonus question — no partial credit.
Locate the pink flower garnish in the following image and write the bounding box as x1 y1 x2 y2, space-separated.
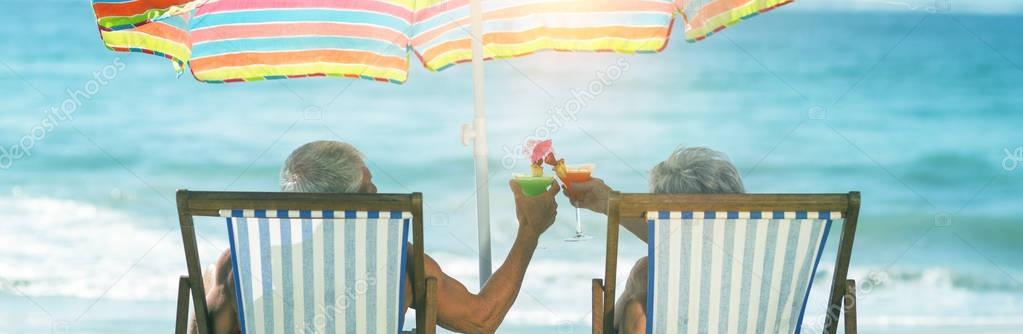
524 139 553 164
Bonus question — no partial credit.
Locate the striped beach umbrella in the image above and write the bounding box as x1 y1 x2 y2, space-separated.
92 0 791 83
91 0 795 284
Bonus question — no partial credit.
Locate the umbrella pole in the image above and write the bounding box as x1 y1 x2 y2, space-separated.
469 0 493 287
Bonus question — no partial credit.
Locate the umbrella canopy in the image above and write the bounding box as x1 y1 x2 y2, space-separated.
90 0 794 285
92 0 792 83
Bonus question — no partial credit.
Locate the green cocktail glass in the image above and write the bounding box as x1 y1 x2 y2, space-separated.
513 175 554 196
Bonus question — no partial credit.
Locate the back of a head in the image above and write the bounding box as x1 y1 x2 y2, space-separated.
650 147 745 194
280 140 364 193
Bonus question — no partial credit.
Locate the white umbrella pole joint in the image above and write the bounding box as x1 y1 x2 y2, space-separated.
460 0 493 288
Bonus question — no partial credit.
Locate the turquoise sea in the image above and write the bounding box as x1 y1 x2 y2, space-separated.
1 1 1021 333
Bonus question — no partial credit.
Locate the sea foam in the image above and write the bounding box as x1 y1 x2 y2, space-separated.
0 196 183 301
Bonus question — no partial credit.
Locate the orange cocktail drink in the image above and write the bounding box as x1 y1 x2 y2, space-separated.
560 164 594 188
561 164 594 242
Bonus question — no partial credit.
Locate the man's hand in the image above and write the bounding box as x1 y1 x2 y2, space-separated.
509 179 560 238
564 178 612 215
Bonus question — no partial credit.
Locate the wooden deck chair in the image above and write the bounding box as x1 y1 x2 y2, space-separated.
592 192 860 334
174 190 436 334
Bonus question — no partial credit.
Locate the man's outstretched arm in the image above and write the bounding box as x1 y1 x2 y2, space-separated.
415 234 539 333
412 181 559 334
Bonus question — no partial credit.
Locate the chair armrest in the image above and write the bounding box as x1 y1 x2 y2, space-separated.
845 279 857 334
422 277 438 334
176 275 191 334
592 278 604 334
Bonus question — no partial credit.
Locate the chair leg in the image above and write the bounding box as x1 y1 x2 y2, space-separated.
844 279 857 334
592 279 604 334
423 277 438 334
176 275 191 334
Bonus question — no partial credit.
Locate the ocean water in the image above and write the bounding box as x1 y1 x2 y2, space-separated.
2 1 1022 333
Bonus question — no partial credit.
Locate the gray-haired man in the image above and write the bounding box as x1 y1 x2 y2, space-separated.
565 147 746 334
197 140 560 334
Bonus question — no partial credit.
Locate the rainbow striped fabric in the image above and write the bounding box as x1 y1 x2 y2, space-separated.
91 0 794 84
409 0 676 72
93 0 194 74
678 0 795 41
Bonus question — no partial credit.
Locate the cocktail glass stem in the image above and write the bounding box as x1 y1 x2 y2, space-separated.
575 208 583 235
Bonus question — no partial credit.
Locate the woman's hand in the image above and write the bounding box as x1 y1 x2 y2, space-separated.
564 178 612 215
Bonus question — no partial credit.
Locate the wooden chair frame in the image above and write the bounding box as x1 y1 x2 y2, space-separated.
174 190 436 334
592 192 861 334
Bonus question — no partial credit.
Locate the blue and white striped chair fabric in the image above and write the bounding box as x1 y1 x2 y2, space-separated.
646 211 841 334
223 209 412 334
